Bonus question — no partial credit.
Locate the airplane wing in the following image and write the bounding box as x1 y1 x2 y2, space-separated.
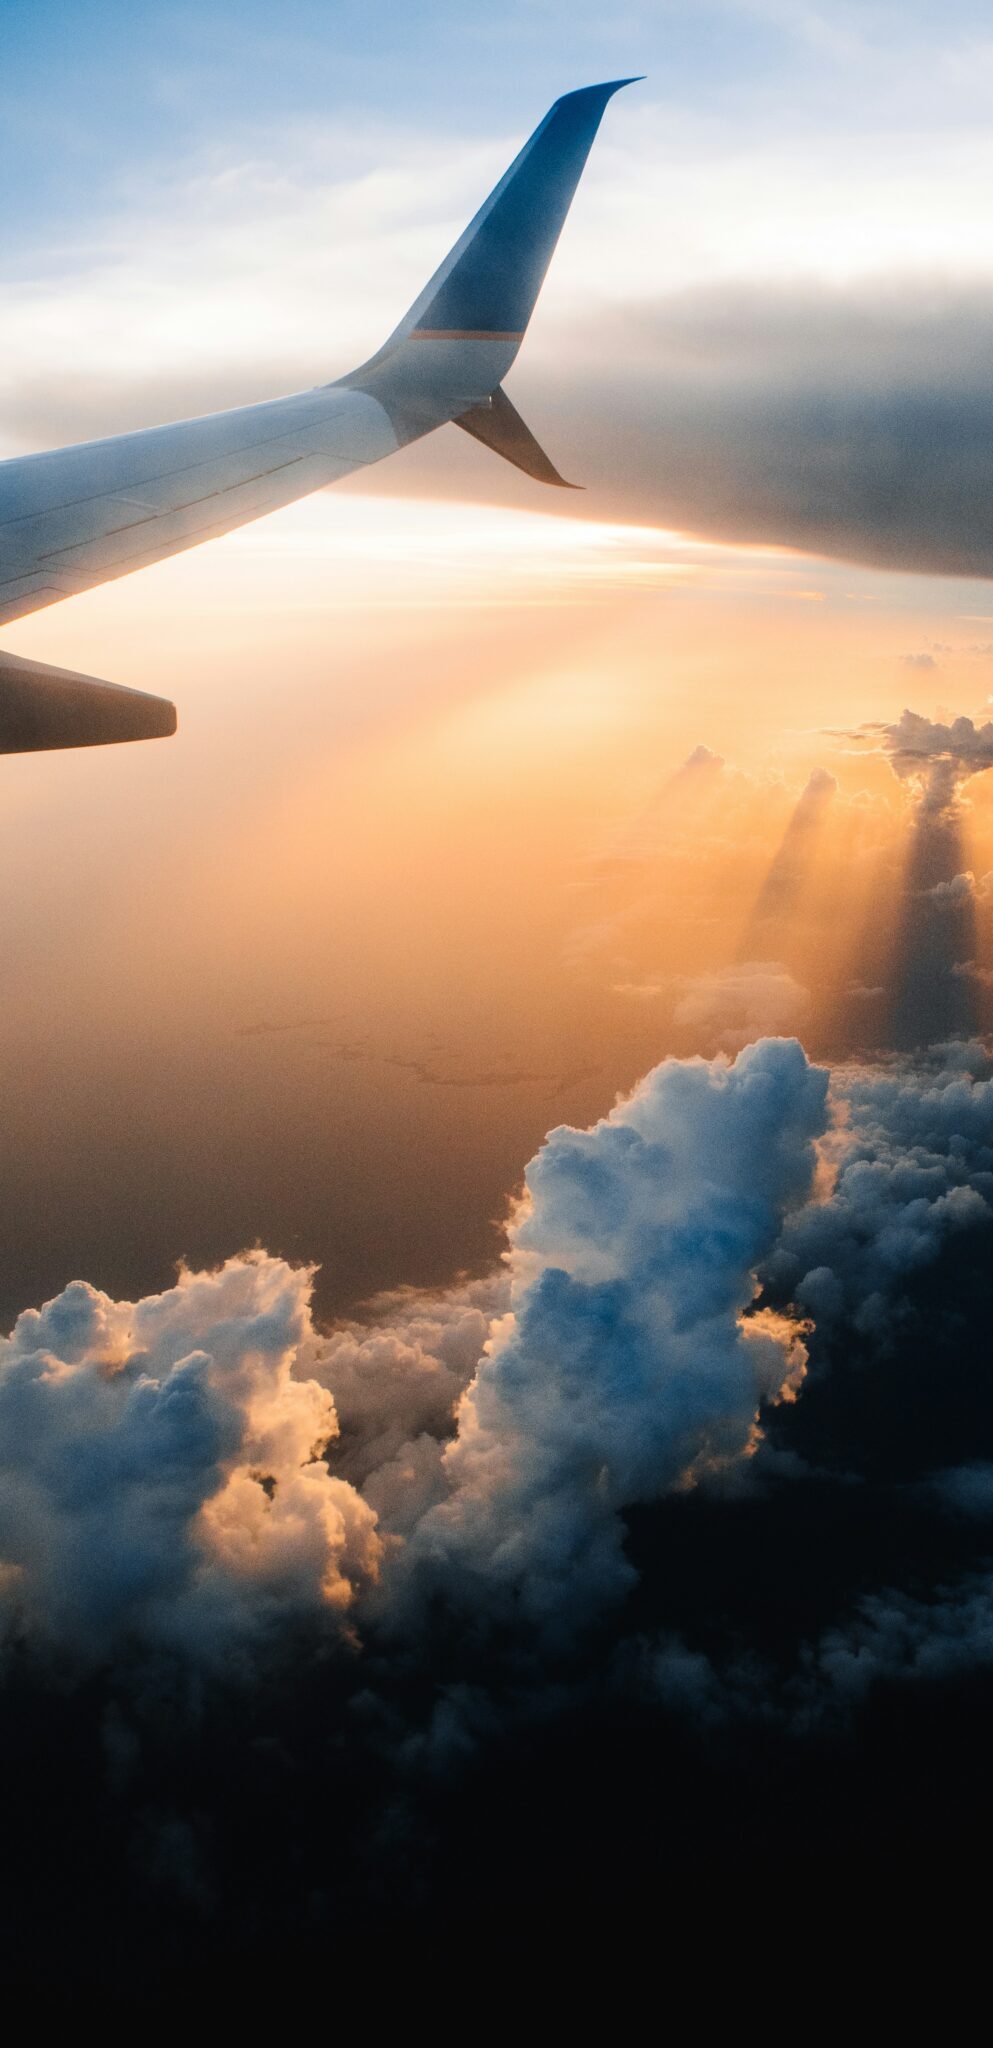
0 387 398 631
0 79 637 749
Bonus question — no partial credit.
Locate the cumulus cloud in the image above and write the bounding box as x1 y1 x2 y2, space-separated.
6 1022 993 1997
4 1030 993 1732
762 1040 993 1339
0 1253 381 1674
0 1040 829 1667
846 708 993 811
390 1038 828 1632
925 870 979 902
317 1276 501 1532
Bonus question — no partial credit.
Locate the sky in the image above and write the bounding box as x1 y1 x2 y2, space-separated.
3 0 993 1999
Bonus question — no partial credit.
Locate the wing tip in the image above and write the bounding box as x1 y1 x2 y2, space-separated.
553 76 646 108
0 650 178 753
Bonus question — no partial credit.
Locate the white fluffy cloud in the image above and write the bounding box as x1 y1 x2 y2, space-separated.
0 1252 381 1674
315 1276 502 1532
391 1037 828 1631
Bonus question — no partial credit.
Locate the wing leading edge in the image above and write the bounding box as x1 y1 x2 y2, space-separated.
0 79 637 750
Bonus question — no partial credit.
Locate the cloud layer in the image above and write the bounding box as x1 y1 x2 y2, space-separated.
7 1030 992 1693
0 1039 828 1670
2 1030 993 1976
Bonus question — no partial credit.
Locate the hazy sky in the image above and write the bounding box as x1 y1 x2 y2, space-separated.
2 0 993 1327
7 4 993 1988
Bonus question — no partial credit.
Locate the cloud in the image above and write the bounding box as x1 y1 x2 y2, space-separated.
739 769 838 947
806 1570 993 1706
847 708 993 798
0 1252 381 1674
358 280 993 577
682 743 726 772
389 1038 828 1633
762 1039 993 1338
532 284 993 578
4 1027 993 1975
4 1032 993 1707
670 961 810 1048
925 870 977 902
929 1461 993 1518
12 136 993 579
3 1021 993 1776
640 1554 993 1729
318 1276 501 1532
0 1040 829 1665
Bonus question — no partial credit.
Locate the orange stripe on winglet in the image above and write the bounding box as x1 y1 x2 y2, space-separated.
412 329 525 341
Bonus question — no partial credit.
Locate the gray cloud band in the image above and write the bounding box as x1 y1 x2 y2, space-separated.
8 282 993 579
353 282 993 579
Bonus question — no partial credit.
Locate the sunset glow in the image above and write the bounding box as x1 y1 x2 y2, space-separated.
3 0 993 1997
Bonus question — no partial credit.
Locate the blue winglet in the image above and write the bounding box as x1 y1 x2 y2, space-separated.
383 79 642 353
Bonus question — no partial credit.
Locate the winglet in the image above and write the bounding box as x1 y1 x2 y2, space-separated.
377 78 642 357
455 385 581 489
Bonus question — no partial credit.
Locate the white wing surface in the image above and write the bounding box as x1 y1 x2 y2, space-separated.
0 388 397 629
